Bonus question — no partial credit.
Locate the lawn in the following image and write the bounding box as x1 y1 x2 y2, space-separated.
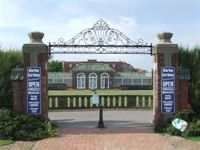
161 134 200 142
0 140 14 146
184 136 200 142
48 90 153 96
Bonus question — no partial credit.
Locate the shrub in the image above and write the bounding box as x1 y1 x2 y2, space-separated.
155 108 200 137
185 120 200 136
165 125 182 136
171 108 199 122
0 50 23 109
0 108 58 141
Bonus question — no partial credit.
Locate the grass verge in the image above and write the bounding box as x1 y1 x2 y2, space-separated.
184 136 200 142
48 90 153 96
0 140 14 146
160 134 200 142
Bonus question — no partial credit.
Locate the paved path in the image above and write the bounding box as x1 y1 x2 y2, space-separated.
48 110 153 128
1 128 200 150
33 128 200 150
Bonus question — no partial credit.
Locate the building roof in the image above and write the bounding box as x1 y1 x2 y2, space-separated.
63 59 130 64
115 71 151 78
48 72 72 78
71 63 114 72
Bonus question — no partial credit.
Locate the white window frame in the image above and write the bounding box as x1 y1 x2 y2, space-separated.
101 73 110 89
89 73 97 89
77 73 85 89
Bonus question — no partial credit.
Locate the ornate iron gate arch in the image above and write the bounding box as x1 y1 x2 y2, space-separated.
48 19 152 55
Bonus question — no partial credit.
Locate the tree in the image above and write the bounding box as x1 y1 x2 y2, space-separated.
0 49 23 108
48 60 63 72
178 46 200 113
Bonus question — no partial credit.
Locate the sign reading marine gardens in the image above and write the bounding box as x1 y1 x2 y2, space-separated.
27 67 41 115
161 66 175 113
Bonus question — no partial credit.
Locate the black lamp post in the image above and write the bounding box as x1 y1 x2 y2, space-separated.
98 104 104 128
98 79 107 128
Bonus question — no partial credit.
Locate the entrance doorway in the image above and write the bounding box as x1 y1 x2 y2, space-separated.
47 19 153 128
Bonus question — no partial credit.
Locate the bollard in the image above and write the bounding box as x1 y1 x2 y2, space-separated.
98 104 104 128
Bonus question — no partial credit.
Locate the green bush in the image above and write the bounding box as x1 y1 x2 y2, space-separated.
185 120 200 136
165 125 182 136
0 108 58 141
178 46 200 114
0 50 23 109
171 108 199 122
155 108 200 137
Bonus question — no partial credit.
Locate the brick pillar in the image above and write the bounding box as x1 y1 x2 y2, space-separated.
23 32 48 119
153 32 179 125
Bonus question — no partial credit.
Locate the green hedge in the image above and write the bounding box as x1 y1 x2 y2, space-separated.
0 50 23 109
155 108 200 137
0 108 58 141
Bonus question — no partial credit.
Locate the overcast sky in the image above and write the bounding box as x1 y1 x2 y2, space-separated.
0 0 199 70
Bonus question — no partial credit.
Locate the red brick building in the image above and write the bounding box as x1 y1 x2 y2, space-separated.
62 59 139 72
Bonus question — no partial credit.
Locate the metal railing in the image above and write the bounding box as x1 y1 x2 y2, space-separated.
48 95 153 109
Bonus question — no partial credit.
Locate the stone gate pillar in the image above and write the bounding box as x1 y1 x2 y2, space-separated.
23 32 48 119
153 32 179 125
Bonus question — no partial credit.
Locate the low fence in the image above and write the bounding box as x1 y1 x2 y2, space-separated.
48 95 153 109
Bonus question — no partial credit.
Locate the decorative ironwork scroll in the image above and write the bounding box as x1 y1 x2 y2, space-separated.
49 19 152 55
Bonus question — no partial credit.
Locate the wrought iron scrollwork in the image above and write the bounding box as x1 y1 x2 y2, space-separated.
49 19 152 55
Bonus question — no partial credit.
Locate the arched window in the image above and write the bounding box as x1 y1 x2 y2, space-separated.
101 73 109 89
77 73 85 89
89 73 97 89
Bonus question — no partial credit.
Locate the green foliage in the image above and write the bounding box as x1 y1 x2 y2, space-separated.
171 108 199 122
178 46 200 113
185 136 200 141
0 49 23 109
185 120 200 136
0 108 58 141
0 140 14 146
165 124 182 136
155 109 200 137
48 60 63 72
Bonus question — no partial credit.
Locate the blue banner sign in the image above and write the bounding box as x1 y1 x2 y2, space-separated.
27 67 41 115
161 66 175 113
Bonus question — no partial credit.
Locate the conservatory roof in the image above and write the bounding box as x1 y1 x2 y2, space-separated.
71 63 114 72
48 72 72 78
115 71 152 78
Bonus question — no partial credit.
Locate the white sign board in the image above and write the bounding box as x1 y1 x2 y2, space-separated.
92 93 99 105
172 118 188 132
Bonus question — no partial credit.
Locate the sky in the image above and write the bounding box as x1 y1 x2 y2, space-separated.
0 0 199 70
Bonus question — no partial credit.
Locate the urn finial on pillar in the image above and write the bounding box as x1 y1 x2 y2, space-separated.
157 32 173 44
28 32 44 43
